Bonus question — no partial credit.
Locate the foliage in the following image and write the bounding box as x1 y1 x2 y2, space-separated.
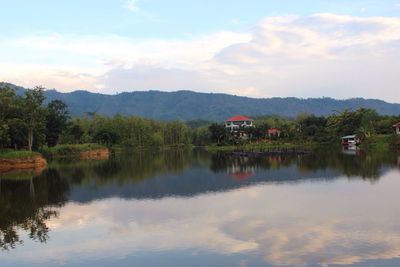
59 123 84 144
45 100 69 147
22 87 47 151
0 85 191 152
0 170 68 250
41 143 106 157
1 84 399 153
199 108 400 151
59 115 191 149
208 123 227 145
0 85 66 150
360 134 394 151
93 128 120 146
296 114 330 143
191 126 212 146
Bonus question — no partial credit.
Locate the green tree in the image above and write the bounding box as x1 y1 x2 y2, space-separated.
0 123 9 148
191 126 211 146
93 128 120 146
296 114 328 142
45 100 69 147
22 87 46 151
209 123 226 145
0 86 19 148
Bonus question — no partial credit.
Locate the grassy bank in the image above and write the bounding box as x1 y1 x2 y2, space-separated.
0 150 40 159
0 150 47 174
206 134 400 153
361 134 399 152
41 143 107 158
112 143 193 153
205 141 315 152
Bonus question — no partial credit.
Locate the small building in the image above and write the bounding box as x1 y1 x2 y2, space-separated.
225 115 254 132
393 122 400 135
267 128 281 138
341 135 360 147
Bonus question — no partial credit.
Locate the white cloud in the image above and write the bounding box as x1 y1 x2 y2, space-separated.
99 66 210 93
124 0 139 13
1 14 400 102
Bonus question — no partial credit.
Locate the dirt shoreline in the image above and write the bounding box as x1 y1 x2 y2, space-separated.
0 148 109 175
78 148 110 160
0 155 47 173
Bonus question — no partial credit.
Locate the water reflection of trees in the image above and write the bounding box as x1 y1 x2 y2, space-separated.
48 149 196 187
1 149 398 251
298 150 399 180
49 149 398 195
0 170 69 250
42 149 400 201
210 150 399 181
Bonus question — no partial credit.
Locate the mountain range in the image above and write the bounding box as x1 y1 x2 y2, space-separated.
1 82 400 121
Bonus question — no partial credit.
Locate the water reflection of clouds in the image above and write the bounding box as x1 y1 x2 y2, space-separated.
4 170 400 266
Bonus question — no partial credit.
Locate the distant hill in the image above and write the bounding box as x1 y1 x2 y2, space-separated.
1 82 400 121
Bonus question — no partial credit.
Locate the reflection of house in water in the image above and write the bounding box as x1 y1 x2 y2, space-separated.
341 144 364 156
226 155 288 180
342 147 358 156
227 157 255 180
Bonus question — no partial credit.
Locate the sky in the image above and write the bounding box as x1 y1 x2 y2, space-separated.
1 0 400 101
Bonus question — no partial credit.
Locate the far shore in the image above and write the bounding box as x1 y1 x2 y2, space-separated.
1 135 399 175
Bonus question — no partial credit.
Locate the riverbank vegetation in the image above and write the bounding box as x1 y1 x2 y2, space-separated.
192 108 400 152
0 85 191 161
1 84 399 161
63 115 191 148
40 143 107 158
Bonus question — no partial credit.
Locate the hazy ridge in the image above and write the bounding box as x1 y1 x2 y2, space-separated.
1 82 400 121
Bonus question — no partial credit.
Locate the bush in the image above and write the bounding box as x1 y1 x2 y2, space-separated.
41 143 106 157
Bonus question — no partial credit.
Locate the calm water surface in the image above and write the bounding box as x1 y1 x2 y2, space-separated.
1 149 400 267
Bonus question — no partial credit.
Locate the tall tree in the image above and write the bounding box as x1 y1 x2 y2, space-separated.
0 86 17 148
0 85 17 122
22 87 46 151
45 100 69 147
209 123 226 145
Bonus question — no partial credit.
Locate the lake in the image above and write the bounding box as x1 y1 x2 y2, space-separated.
1 149 400 267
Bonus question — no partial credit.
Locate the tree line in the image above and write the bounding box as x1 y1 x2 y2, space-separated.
192 109 400 146
1 85 399 150
0 86 68 151
0 86 191 151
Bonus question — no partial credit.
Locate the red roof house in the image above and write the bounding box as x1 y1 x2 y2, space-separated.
225 115 254 132
226 115 254 122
